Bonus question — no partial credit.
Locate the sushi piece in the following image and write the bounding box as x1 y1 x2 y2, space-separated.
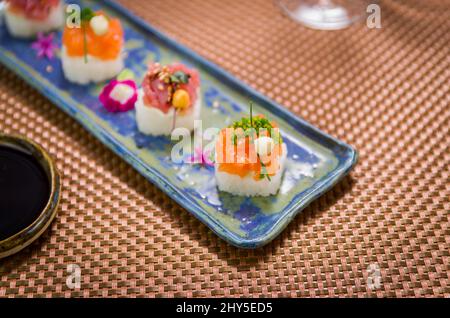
135 63 201 135
61 9 124 84
214 112 287 196
4 0 64 38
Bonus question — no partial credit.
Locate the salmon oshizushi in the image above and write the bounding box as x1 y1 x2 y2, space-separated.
4 0 64 38
135 62 201 136
215 111 287 196
62 9 124 84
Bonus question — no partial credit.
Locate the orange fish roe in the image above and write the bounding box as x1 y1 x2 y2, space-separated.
62 12 123 60
216 127 283 181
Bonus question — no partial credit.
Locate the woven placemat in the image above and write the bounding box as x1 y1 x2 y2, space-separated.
0 0 449 297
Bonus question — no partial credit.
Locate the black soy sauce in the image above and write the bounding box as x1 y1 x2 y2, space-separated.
0 145 50 241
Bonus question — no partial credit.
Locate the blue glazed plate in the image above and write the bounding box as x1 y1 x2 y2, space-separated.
0 0 357 248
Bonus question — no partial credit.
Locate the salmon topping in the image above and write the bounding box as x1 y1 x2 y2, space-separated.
62 12 123 60
216 116 283 180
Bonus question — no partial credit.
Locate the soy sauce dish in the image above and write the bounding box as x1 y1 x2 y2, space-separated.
0 134 60 258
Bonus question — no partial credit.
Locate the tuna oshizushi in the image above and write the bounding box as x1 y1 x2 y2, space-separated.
4 0 64 38
135 62 201 136
61 9 124 84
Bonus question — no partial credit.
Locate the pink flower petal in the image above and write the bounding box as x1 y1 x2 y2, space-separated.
202 151 214 166
189 147 214 166
99 79 138 113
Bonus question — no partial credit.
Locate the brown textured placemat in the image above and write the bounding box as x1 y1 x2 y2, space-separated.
0 0 449 297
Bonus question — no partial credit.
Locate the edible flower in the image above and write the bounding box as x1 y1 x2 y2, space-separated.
80 7 95 63
31 32 57 60
189 146 214 167
99 79 138 113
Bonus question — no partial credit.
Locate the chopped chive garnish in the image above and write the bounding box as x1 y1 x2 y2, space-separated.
80 7 95 64
250 101 253 128
259 156 271 181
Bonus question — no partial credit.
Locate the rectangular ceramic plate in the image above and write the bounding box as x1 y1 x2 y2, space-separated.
0 0 357 248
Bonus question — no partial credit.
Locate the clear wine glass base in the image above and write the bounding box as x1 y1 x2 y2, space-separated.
277 0 367 30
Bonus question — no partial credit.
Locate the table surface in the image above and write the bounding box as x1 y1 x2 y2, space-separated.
0 0 449 297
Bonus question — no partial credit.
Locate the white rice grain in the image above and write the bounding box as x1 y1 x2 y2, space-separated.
135 88 201 136
61 46 124 85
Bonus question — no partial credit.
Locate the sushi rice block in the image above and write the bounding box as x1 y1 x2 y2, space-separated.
135 63 201 135
215 114 287 196
61 11 124 84
4 0 64 38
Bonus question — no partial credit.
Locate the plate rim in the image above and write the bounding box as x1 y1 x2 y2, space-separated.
0 0 358 248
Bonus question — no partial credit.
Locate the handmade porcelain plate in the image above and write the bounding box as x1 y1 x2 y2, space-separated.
0 0 357 248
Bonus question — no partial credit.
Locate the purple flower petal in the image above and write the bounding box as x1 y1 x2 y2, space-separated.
31 32 56 60
202 150 214 166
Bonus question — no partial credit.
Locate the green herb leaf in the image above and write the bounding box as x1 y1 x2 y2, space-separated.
80 7 94 64
81 7 95 22
208 149 215 163
231 135 236 145
231 116 273 137
170 71 190 84
259 156 271 181
117 69 136 81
